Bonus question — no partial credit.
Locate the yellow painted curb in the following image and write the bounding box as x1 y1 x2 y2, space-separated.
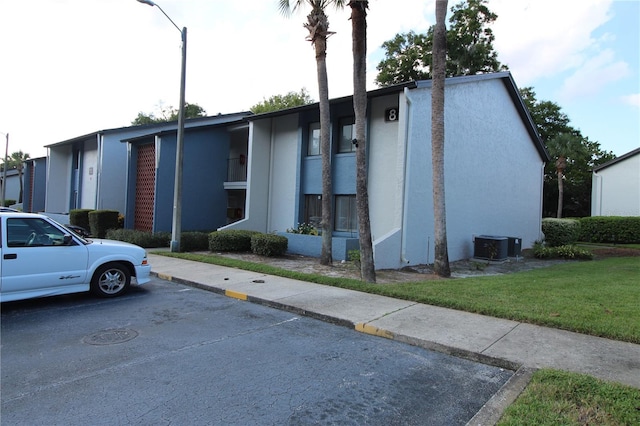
225 290 248 301
157 273 172 281
355 323 394 339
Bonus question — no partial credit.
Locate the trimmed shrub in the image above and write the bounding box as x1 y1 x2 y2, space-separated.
70 209 93 232
2 199 16 207
105 229 170 248
579 216 640 244
180 232 210 252
89 210 121 238
209 229 262 252
251 233 288 257
533 242 593 260
542 218 581 247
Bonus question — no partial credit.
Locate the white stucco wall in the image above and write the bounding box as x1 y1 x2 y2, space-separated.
368 95 404 238
2 171 21 202
368 93 411 269
592 153 640 216
45 146 73 213
267 115 300 233
97 134 129 213
224 116 300 233
80 139 98 209
233 120 272 232
396 78 544 267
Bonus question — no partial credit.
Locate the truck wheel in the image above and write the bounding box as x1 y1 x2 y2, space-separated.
91 263 131 297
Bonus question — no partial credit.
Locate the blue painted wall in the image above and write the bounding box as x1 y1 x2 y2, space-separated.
153 127 231 232
298 99 358 219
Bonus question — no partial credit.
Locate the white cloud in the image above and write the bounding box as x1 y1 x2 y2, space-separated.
0 0 634 159
489 0 614 85
559 48 630 101
621 93 640 107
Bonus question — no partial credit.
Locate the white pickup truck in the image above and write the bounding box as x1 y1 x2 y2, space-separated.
0 212 151 302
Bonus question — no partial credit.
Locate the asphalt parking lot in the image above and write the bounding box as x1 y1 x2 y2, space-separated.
1 277 513 425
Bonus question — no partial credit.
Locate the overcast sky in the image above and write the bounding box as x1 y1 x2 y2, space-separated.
0 0 638 159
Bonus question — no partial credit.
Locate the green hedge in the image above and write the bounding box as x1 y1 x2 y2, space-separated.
88 210 120 238
105 229 170 248
180 232 210 252
542 218 581 247
2 199 16 207
250 233 288 257
579 216 640 244
209 230 261 252
70 209 93 232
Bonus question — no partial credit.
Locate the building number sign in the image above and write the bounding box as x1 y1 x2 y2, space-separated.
385 107 399 122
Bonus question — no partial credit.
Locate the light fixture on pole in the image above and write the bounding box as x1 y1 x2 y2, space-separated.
137 0 187 253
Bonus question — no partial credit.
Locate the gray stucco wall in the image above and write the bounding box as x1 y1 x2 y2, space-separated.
398 78 544 266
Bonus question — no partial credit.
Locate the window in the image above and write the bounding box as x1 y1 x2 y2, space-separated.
7 218 68 247
338 117 355 153
304 195 322 228
307 122 321 156
335 195 357 232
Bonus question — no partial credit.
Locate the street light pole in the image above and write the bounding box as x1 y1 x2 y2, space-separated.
137 0 186 253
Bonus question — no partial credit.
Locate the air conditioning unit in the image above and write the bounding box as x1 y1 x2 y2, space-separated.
473 235 508 261
507 237 522 257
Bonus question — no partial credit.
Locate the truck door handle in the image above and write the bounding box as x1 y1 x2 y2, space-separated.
4 253 17 260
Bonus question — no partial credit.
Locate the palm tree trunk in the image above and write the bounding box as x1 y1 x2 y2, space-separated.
556 156 566 218
350 0 375 282
432 0 450 277
315 32 333 265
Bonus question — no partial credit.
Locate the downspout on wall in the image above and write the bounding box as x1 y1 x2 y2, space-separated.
400 87 414 265
94 133 102 209
265 119 275 230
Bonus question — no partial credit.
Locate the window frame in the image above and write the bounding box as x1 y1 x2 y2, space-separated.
307 122 321 156
334 195 358 233
337 117 356 153
304 194 322 229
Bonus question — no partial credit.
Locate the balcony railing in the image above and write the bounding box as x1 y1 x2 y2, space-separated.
227 157 247 182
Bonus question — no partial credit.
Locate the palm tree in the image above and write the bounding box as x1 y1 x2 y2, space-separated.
8 151 30 204
279 0 345 265
349 0 375 282
547 133 585 218
432 0 451 277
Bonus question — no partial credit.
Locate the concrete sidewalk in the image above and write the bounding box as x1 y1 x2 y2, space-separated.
148 253 640 393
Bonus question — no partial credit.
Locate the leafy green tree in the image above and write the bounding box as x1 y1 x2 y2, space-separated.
250 89 314 114
375 31 432 86
375 0 507 86
520 88 615 217
3 151 30 203
131 102 206 125
446 0 506 76
279 0 346 266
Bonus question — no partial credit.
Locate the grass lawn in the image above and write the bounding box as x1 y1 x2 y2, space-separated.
157 252 640 344
380 257 640 344
498 369 640 425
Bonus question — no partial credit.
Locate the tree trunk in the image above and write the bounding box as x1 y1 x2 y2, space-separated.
431 0 451 277
315 33 333 265
17 165 24 204
556 156 566 218
350 1 375 283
